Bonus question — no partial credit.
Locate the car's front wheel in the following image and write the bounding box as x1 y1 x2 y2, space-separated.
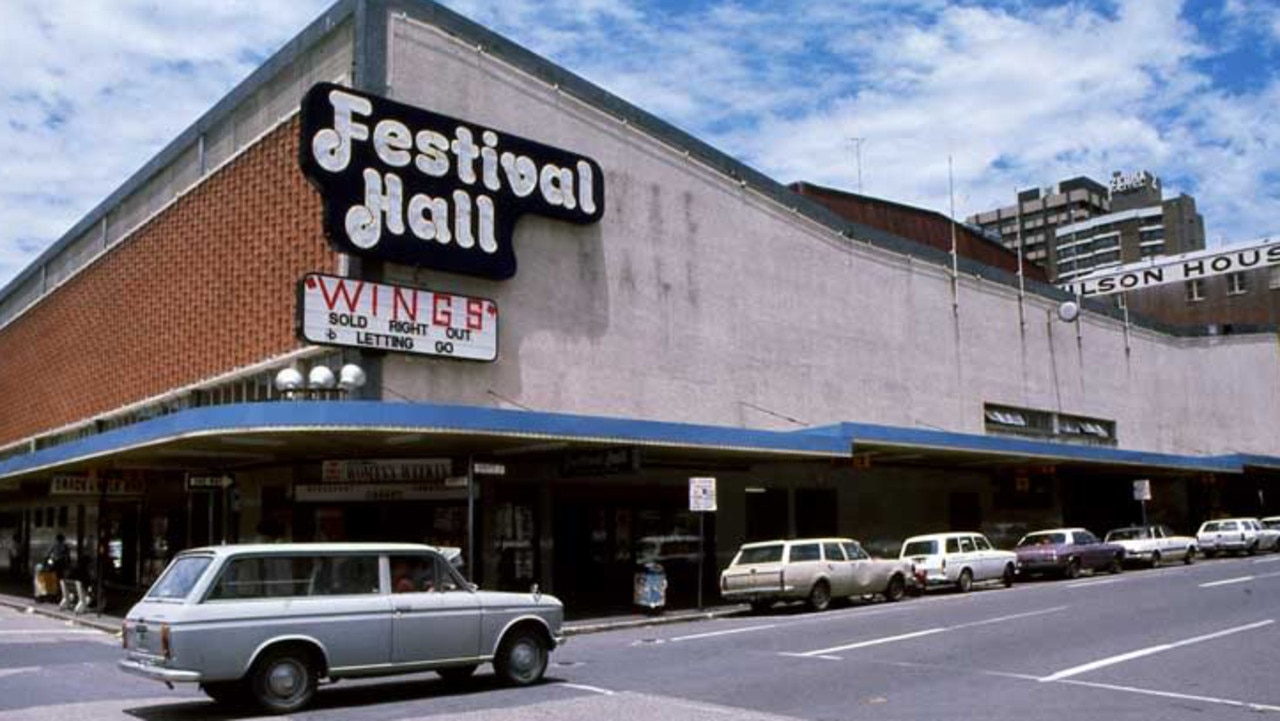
1109 555 1124 574
884 575 906 602
494 629 549 686
249 647 317 714
1149 551 1161 569
956 569 973 593
1184 547 1196 564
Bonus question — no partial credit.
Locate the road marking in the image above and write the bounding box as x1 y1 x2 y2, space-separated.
1065 578 1124 589
788 606 1066 658
559 682 616 696
1057 679 1280 713
1038 619 1274 682
1252 556 1280 564
1199 575 1254 588
671 623 778 642
0 666 39 680
0 629 104 635
778 652 842 661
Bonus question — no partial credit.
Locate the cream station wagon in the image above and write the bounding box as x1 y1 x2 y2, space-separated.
119 543 563 714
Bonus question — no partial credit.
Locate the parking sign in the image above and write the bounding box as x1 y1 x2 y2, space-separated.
689 477 717 512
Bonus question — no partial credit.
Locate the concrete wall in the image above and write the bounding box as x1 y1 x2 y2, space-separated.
380 15 1280 458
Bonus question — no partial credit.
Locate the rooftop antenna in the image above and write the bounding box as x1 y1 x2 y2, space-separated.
848 137 865 194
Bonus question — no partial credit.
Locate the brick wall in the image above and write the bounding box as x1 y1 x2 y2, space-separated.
0 118 335 446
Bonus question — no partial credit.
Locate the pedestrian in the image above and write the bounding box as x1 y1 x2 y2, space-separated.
47 534 71 580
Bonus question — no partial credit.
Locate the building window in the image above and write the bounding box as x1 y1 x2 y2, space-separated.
1186 279 1204 302
1227 272 1248 295
1271 266 1280 290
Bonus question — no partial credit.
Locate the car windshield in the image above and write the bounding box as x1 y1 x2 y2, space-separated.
1017 532 1067 547
1106 528 1147 541
902 540 937 556
146 555 214 600
735 544 784 565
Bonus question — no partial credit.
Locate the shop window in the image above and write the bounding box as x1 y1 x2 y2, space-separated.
1227 272 1248 295
57 506 68 528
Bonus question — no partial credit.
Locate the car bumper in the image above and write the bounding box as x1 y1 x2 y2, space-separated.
1016 560 1064 574
118 658 202 684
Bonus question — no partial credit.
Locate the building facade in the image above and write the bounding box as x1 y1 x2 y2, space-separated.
968 171 1205 282
0 1 1277 615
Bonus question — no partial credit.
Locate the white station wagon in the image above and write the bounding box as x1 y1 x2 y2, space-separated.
900 532 1017 592
119 543 563 714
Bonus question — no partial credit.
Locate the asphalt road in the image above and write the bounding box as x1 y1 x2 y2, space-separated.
1 553 1278 720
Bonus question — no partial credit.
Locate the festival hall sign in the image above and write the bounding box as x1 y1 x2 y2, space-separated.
299 82 605 280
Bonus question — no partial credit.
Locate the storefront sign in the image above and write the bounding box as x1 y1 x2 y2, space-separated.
298 274 497 361
300 82 605 280
689 476 717 512
561 447 639 477
295 483 467 502
186 475 233 490
49 476 144 496
1059 239 1280 298
472 462 506 476
321 459 454 484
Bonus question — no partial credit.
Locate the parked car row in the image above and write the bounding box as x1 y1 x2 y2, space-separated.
721 516 1280 612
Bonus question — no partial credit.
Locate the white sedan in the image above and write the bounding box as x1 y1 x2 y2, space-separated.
1104 525 1196 567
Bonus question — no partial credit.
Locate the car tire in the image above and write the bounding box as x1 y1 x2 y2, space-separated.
1149 551 1161 569
1064 558 1081 580
1109 555 1123 574
201 681 245 706
1248 542 1259 557
494 629 549 686
1184 547 1195 564
884 575 906 602
249 646 318 714
437 664 479 683
1002 564 1015 588
808 581 832 612
956 569 973 593
750 599 774 614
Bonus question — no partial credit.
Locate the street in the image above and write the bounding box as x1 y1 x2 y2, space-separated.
2 554 1279 720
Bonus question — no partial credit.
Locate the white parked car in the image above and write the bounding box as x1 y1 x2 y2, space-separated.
1250 518 1280 551
720 538 915 612
900 532 1017 592
119 543 563 713
1197 518 1260 557
1104 525 1197 567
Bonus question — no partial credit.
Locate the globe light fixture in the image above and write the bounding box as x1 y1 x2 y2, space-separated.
1057 300 1080 323
338 363 367 392
274 368 304 393
308 365 337 390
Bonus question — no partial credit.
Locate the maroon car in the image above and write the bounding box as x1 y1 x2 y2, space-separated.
1015 528 1124 579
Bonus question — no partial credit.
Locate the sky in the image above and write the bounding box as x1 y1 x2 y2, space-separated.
2 0 1279 290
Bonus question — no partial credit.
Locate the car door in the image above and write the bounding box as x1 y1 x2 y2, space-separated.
389 553 482 665
971 535 998 580
842 541 879 595
955 536 978 580
822 542 854 597
1074 531 1102 569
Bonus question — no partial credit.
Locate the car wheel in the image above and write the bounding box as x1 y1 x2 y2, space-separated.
750 599 774 614
1064 558 1081 580
1002 563 1015 588
437 664 479 683
1184 547 1195 564
495 629 549 686
1248 542 1259 557
808 581 832 611
249 647 317 714
956 569 973 593
201 681 245 706
1109 555 1124 574
884 575 906 602
1149 551 1161 569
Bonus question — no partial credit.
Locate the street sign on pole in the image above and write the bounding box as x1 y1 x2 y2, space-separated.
1133 479 1151 501
689 477 717 512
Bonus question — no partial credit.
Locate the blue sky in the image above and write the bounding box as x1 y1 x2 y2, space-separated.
2 0 1279 290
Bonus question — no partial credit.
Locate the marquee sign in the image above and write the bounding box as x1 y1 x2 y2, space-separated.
1059 239 1280 298
298 273 498 361
321 458 454 483
299 82 605 280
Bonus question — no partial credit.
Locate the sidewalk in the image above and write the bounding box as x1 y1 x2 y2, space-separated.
0 588 746 638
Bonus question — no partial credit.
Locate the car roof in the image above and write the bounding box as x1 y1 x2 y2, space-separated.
738 537 855 549
177 542 443 557
1022 528 1085 535
902 532 982 543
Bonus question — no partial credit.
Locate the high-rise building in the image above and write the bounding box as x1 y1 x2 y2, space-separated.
966 171 1205 282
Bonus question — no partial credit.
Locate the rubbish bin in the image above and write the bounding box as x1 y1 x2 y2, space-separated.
33 564 58 602
633 562 667 614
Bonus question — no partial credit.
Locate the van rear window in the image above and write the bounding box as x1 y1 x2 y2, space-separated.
147 556 213 600
735 545 784 565
902 540 937 557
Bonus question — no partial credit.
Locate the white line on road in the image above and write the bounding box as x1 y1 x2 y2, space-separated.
789 606 1067 658
1038 619 1274 682
0 667 40 680
1065 578 1125 589
0 629 104 635
1057 678 1280 713
1199 575 1254 588
559 683 616 696
1252 556 1280 564
671 624 779 642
